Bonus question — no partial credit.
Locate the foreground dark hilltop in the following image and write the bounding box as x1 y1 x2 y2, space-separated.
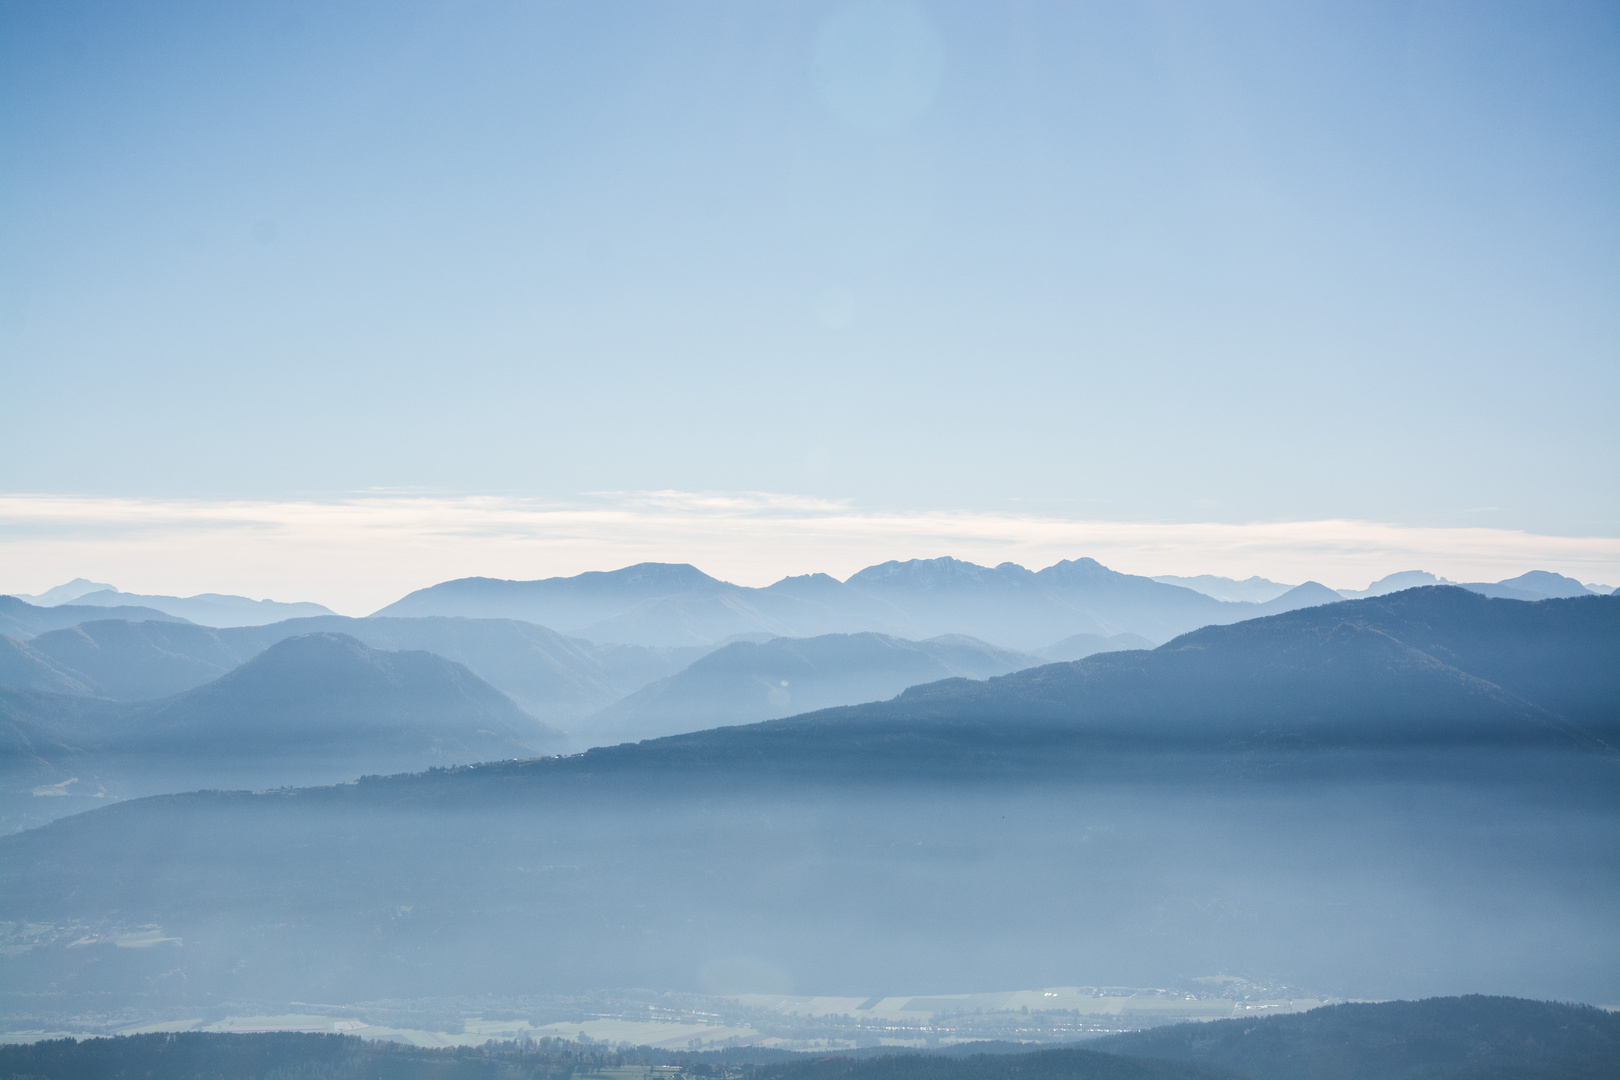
759 586 1620 748
1088 995 1620 1079
0 1035 1232 1080
2 997 1614 1080
2 588 1614 1009
523 586 1619 769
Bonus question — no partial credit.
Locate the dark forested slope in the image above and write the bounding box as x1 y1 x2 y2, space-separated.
1088 995 1620 1080
0 1034 1238 1080
2 998 1613 1080
737 587 1618 748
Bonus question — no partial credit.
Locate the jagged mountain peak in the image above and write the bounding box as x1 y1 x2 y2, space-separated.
845 556 1025 588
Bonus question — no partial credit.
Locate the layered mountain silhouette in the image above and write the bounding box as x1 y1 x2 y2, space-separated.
121 633 555 757
15 618 260 700
7 578 115 606
8 616 704 720
62 587 336 627
373 557 1346 649
578 632 1039 745
1456 569 1597 601
0 595 187 639
1336 569 1602 601
2 590 1613 1008
0 633 564 830
1150 574 1295 603
703 586 1615 752
1250 581 1345 613
1336 570 1449 598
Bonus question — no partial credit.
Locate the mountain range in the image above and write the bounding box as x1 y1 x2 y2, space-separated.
0 595 187 639
7 578 336 625
4 614 703 717
1149 574 1296 603
0 615 1059 769
373 558 1348 649
370 559 1604 651
0 600 1139 750
7 578 117 606
743 586 1617 750
48 587 335 627
4 567 1613 761
0 633 565 830
1 587 1613 1009
1159 569 1609 604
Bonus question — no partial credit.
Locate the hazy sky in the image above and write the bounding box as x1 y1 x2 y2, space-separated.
2 1 1617 600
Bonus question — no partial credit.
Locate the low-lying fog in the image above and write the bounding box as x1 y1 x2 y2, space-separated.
5 747 1614 1013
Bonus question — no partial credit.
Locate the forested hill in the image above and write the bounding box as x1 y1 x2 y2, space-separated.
2 997 1613 1080
1086 995 1620 1080
543 588 1617 773
732 587 1619 747
0 1034 1234 1080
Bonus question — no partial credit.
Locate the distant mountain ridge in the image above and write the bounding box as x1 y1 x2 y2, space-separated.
62 588 336 627
374 557 1345 649
1454 569 1597 601
7 578 115 606
0 596 189 640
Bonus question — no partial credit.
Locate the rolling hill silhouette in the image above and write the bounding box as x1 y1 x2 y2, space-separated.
0 633 565 830
12 616 704 723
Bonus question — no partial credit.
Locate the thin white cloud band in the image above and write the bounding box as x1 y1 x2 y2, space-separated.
2 492 1616 616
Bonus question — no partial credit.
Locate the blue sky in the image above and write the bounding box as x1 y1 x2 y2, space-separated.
1 1 1617 599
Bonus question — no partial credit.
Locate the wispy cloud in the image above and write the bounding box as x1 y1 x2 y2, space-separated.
2 492 1616 615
